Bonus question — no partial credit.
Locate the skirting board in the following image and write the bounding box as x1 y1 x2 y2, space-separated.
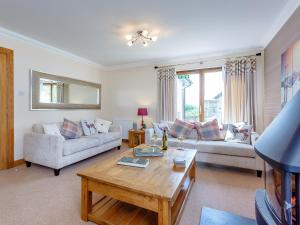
14 159 25 167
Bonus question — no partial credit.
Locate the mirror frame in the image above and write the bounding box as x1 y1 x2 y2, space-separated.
30 70 101 110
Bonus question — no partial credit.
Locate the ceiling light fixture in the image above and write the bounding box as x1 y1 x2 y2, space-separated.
126 30 158 47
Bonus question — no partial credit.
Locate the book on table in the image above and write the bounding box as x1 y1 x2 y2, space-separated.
133 147 164 157
117 156 150 168
173 157 186 168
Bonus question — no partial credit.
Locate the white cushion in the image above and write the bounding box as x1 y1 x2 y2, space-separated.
152 122 170 137
81 119 97 136
43 124 64 139
225 123 252 144
95 118 112 133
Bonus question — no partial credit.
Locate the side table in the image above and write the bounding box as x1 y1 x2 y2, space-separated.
128 129 145 148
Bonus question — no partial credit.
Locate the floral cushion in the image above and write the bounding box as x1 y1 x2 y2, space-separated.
152 122 170 137
61 118 81 139
224 122 252 144
169 119 194 138
81 119 97 136
197 119 223 141
95 118 112 133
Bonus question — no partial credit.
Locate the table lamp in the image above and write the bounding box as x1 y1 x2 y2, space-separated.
137 108 148 129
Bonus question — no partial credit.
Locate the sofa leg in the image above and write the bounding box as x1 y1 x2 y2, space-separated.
117 146 121 150
25 161 31 167
54 169 60 176
257 170 262 178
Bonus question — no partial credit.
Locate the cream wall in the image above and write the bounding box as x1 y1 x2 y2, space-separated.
0 32 111 160
104 66 157 128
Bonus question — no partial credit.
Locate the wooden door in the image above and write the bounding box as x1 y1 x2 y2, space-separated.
0 47 14 169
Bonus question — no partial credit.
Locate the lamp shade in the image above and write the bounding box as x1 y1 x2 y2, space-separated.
137 108 148 116
254 90 300 173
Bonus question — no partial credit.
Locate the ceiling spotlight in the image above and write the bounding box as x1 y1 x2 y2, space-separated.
127 40 134 47
143 41 148 47
125 30 158 47
125 35 133 41
142 30 149 36
151 36 158 42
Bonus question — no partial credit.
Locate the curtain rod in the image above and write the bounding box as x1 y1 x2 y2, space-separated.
154 52 261 69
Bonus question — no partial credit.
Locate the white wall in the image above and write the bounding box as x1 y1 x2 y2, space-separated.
0 32 111 160
104 66 157 128
105 49 265 133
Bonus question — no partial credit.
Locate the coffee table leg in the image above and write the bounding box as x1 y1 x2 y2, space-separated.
190 159 196 180
158 199 171 225
81 177 92 221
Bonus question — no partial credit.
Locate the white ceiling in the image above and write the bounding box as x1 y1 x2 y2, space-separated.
0 0 295 67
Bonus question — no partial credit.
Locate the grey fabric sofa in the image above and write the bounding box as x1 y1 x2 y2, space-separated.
145 123 264 177
24 122 122 176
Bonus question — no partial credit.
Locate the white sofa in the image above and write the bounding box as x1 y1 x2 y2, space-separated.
145 124 264 177
24 122 122 176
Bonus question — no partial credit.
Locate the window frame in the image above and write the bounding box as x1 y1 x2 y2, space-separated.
176 67 223 122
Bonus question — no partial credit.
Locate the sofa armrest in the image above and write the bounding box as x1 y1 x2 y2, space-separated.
109 124 122 133
251 132 259 146
24 133 64 169
145 128 154 145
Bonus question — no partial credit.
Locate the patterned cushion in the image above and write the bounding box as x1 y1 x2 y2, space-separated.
169 119 194 138
61 118 81 139
81 119 97 136
224 122 252 144
197 119 223 141
95 118 112 133
152 122 170 138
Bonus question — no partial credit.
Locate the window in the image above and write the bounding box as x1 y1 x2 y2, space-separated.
176 68 223 122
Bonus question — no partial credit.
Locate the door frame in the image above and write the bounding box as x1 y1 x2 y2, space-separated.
0 47 14 169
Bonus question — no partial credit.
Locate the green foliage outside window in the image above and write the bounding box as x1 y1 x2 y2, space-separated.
184 104 199 121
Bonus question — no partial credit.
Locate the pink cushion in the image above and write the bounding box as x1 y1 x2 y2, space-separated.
169 119 194 138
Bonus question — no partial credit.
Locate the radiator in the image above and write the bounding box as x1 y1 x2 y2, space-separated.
113 119 134 139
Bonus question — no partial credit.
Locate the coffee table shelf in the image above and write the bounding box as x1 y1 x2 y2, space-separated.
88 176 194 225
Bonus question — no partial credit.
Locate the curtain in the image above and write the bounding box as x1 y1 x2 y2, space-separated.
223 57 257 129
157 67 177 121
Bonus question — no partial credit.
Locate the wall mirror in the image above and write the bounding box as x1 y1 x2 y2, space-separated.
31 70 101 110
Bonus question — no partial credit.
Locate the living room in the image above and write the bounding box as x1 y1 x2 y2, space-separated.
0 1 300 225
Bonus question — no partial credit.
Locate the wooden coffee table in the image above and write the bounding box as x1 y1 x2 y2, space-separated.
77 145 197 225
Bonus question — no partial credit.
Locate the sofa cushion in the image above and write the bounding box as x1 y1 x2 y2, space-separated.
61 118 82 139
196 119 223 141
195 141 255 158
81 119 97 136
63 137 100 156
152 122 170 138
169 119 194 138
186 128 199 140
88 131 121 145
33 122 84 136
43 124 64 139
224 123 252 144
95 118 112 133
